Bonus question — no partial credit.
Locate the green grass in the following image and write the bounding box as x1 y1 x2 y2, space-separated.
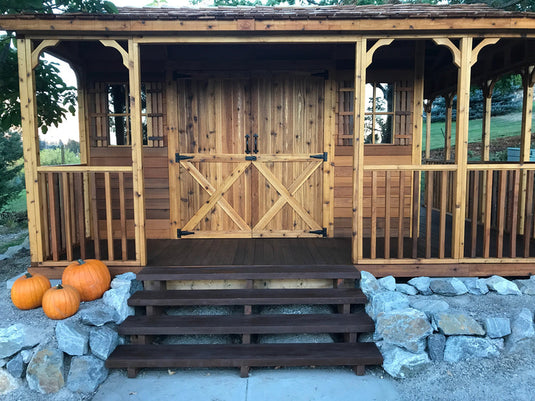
3 190 27 214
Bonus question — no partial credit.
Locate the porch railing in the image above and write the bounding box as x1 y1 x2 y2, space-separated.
360 163 535 263
36 166 136 265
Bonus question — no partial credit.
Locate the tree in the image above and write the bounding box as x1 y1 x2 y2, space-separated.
0 132 23 210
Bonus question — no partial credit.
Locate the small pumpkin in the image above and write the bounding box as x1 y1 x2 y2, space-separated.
42 284 80 320
10 272 51 310
62 259 111 302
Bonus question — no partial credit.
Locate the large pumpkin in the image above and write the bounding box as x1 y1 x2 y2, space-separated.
10 272 51 310
42 284 80 320
62 259 111 301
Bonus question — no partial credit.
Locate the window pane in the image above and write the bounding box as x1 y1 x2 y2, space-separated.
365 83 374 112
108 84 127 114
141 84 147 114
375 115 393 144
109 116 128 145
364 114 374 144
375 83 394 112
142 116 148 145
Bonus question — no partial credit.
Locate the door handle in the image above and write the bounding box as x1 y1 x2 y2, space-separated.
245 134 251 154
253 134 258 154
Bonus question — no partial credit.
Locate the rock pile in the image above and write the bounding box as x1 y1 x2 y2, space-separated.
362 272 535 378
0 272 138 396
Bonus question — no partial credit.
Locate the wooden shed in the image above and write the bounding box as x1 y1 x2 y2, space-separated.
2 4 535 277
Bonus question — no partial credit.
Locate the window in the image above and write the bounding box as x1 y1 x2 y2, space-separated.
89 82 165 148
364 83 395 144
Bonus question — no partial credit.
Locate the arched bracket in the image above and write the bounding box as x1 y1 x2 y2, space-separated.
31 40 60 70
433 37 500 69
100 40 130 69
522 65 535 87
481 78 497 99
366 39 394 68
424 98 434 114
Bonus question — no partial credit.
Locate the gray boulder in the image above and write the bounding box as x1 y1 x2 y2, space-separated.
378 276 396 292
6 353 24 378
90 326 120 360
459 278 489 295
79 303 118 327
360 271 381 297
380 344 430 379
430 278 468 296
67 355 108 393
408 277 432 295
396 284 418 296
513 279 535 295
433 311 485 336
111 272 136 290
444 336 502 363
26 347 64 394
55 320 89 356
485 275 521 295
103 285 134 324
409 298 449 318
484 317 511 339
0 324 42 359
0 369 19 395
375 308 433 353
20 349 34 364
427 334 446 362
506 308 535 350
366 291 410 320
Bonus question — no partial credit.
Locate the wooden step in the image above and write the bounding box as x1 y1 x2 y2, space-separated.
119 312 375 336
105 342 384 377
128 288 367 307
137 265 361 281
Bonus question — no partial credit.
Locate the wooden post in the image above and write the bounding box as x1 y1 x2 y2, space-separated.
128 40 147 265
166 69 180 238
352 38 367 263
481 79 495 162
444 93 454 161
424 100 433 160
17 38 44 263
323 78 336 237
451 37 473 259
518 66 535 235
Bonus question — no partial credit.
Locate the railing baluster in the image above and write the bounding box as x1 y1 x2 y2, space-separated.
119 172 127 261
510 170 520 258
104 172 114 261
385 171 391 259
412 171 419 258
470 171 479 257
371 171 377 259
497 170 507 258
425 171 433 258
69 173 76 250
62 172 73 261
439 170 447 259
75 172 86 259
398 171 404 259
524 170 534 257
90 172 101 260
483 169 493 258
39 174 50 260
47 173 59 261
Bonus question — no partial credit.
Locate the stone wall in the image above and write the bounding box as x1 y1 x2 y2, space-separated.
361 272 535 378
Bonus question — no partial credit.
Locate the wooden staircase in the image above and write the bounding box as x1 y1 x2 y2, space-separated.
105 265 383 378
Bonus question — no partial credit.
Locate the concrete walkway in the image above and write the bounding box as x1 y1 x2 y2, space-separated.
93 368 399 401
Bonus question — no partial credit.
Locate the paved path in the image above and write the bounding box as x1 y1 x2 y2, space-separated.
93 368 399 401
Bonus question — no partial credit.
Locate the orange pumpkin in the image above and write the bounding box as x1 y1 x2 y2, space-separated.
10 272 51 310
42 284 80 320
62 259 111 301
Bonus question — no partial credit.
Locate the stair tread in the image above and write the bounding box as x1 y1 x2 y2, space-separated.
119 312 375 335
106 342 383 368
137 265 361 281
128 288 367 306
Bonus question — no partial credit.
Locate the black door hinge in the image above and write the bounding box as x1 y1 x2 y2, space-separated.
310 228 327 237
310 152 328 162
176 153 194 163
177 229 195 238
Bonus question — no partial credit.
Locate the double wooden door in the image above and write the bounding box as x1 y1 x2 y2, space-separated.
173 74 329 238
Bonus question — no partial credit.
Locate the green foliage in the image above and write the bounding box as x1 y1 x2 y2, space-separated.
65 139 80 155
1 0 117 14
0 132 24 211
39 147 81 166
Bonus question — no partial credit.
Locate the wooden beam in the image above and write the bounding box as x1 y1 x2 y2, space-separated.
470 38 500 67
433 38 461 68
100 40 130 69
412 41 425 240
481 79 496 161
352 38 367 263
365 39 394 68
444 93 454 161
17 38 44 263
31 39 59 70
166 70 180 239
424 100 433 160
323 78 336 237
128 39 147 266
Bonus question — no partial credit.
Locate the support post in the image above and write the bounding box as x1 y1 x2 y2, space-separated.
352 38 367 263
481 79 495 162
128 40 147 265
452 37 473 259
424 100 433 160
17 38 44 263
444 93 454 161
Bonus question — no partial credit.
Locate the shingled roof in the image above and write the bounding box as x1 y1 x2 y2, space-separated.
2 4 534 21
